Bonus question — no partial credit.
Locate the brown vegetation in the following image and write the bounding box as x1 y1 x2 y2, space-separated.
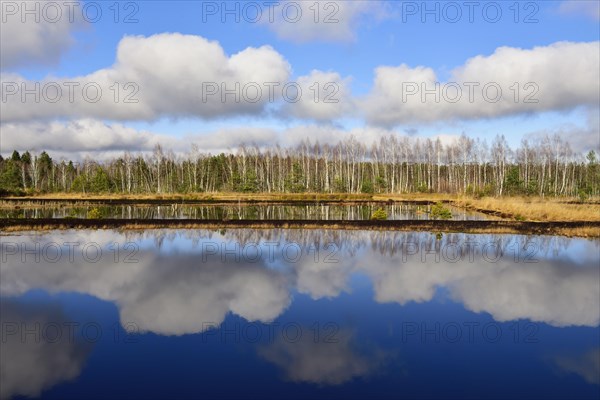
1 218 599 238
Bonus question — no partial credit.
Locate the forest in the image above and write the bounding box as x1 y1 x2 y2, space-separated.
0 133 598 199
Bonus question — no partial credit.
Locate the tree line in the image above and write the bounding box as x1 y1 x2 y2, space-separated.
1 134 598 198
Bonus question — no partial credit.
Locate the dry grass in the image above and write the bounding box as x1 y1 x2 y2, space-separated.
373 193 458 202
3 219 599 238
554 226 600 238
453 196 600 222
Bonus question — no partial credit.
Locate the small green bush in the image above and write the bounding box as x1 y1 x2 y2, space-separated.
578 189 589 204
416 182 429 193
87 208 103 219
361 180 375 194
430 202 452 220
370 208 388 220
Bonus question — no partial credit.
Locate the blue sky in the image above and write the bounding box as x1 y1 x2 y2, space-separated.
1 0 599 159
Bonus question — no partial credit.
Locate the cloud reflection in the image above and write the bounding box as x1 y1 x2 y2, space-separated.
258 329 388 385
0 300 91 400
553 348 600 385
365 255 599 327
1 234 291 335
1 230 598 337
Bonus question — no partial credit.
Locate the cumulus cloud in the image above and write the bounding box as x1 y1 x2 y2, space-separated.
362 41 600 125
0 119 285 160
0 119 170 155
0 120 401 160
3 38 598 127
284 70 354 121
0 0 84 70
261 0 390 43
0 33 292 122
0 300 91 400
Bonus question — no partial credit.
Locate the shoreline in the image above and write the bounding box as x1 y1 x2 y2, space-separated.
2 218 599 238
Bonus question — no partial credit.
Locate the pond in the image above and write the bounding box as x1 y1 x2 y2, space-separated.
1 229 598 399
0 203 489 221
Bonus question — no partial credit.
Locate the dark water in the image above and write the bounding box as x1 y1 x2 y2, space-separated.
1 229 598 399
0 203 488 221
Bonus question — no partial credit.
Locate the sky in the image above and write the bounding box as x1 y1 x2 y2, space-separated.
0 0 599 160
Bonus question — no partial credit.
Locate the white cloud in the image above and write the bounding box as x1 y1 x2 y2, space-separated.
0 33 292 122
3 39 598 127
183 126 281 152
261 0 390 43
3 111 597 163
362 41 600 125
0 119 169 155
0 0 84 70
284 70 354 121
0 120 400 160
525 108 600 154
558 0 600 20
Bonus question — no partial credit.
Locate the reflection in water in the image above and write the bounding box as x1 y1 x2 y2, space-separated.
1 250 290 336
114 256 290 335
258 329 389 385
0 203 487 221
553 348 600 385
365 255 599 327
0 300 91 400
1 230 597 331
0 229 599 398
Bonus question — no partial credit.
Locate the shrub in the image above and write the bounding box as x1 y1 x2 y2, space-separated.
87 208 103 219
370 208 388 220
430 202 452 220
361 180 375 194
578 189 589 203
416 182 429 193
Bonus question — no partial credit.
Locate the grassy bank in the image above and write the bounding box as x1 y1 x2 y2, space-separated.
451 197 600 222
2 218 599 238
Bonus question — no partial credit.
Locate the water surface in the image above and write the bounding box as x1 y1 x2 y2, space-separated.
1 229 598 399
0 203 489 221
